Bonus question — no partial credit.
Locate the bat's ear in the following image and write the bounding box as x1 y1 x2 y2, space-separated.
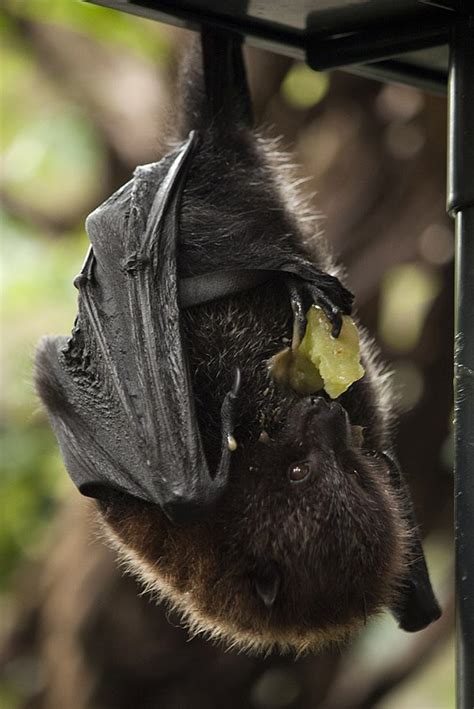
391 558 442 632
381 452 442 632
253 561 281 608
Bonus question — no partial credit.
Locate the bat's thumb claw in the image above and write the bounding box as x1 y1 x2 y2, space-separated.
231 367 241 397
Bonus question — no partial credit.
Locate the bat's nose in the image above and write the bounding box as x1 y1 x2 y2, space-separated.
308 395 346 418
297 395 351 443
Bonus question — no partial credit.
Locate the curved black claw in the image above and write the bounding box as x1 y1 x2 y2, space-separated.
286 274 353 339
310 285 344 338
288 280 307 346
230 367 241 398
221 367 241 449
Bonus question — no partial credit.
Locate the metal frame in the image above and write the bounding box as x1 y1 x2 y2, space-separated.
87 2 473 705
448 10 474 709
89 0 451 92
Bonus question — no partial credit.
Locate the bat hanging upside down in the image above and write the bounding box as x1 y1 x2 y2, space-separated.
35 29 441 653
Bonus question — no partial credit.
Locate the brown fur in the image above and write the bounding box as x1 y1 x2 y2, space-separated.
96 330 410 655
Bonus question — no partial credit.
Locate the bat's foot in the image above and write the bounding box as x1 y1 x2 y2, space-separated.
286 273 353 339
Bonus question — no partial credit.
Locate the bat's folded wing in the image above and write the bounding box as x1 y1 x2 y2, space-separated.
36 334 153 501
36 133 235 521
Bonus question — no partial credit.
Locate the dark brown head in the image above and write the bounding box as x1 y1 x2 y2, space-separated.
99 393 408 654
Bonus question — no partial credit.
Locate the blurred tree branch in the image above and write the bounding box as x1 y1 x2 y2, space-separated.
0 187 84 236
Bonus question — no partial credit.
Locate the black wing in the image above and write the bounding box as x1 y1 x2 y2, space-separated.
36 132 239 523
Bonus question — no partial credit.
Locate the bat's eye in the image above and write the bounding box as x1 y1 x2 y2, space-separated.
288 461 312 484
364 449 379 458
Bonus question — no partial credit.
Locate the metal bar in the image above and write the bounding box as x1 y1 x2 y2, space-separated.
89 0 452 93
454 206 474 709
89 0 306 57
344 58 447 95
306 18 448 71
447 8 474 709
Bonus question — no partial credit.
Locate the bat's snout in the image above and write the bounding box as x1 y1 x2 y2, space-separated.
285 395 351 446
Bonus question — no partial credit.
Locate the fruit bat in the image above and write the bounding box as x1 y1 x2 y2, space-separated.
35 28 441 653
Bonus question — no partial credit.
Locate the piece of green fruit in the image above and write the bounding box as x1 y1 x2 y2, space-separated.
268 307 365 399
298 306 365 398
269 347 324 396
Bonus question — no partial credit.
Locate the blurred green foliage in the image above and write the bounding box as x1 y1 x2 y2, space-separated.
281 63 329 109
380 262 442 352
5 0 172 61
0 0 171 590
1 214 87 586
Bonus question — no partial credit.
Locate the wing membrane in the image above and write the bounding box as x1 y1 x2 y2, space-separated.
36 132 235 518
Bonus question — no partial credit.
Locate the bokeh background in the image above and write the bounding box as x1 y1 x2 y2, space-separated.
1 1 455 707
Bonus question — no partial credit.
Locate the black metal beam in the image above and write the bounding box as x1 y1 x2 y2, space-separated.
306 15 448 71
89 0 450 93
345 59 447 95
447 9 474 709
